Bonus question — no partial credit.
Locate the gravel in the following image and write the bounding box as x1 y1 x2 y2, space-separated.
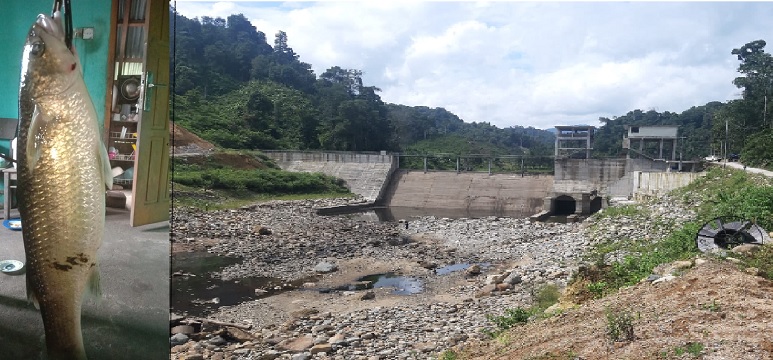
171 194 697 360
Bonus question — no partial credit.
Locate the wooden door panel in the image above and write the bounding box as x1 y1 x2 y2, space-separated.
131 0 170 226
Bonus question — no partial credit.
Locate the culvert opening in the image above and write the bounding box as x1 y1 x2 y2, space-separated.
590 196 603 214
553 195 576 215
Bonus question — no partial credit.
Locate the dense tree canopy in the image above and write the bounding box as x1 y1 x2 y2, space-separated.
171 10 770 169
171 11 555 155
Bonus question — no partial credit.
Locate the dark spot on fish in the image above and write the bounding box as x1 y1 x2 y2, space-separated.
70 63 76 72
52 263 72 271
89 263 96 268
65 254 90 266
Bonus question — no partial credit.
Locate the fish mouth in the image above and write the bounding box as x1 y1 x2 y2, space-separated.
34 13 66 44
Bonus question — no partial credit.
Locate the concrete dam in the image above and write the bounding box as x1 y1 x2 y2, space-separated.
263 151 704 219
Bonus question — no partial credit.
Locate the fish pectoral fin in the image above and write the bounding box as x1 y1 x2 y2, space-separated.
26 105 49 173
25 275 40 310
86 263 102 299
99 142 113 190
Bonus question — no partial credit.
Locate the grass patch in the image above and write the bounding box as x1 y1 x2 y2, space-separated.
534 283 561 310
737 244 773 280
676 168 773 231
594 204 649 220
667 342 704 357
437 350 459 360
701 299 722 312
605 308 637 342
173 167 350 194
484 307 531 338
172 187 355 210
484 284 563 338
574 222 702 298
172 150 355 210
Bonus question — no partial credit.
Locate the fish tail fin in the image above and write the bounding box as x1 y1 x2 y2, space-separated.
25 274 40 310
86 263 102 299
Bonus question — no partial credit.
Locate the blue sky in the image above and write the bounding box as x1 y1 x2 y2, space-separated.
172 1 773 130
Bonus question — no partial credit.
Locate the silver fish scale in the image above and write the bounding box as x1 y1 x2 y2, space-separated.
18 24 105 357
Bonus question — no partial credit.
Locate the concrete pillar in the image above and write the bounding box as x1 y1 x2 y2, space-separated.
586 135 591 159
582 193 591 214
544 197 554 213
659 139 664 159
423 157 427 173
456 157 460 173
672 139 677 161
488 159 492 175
574 194 584 214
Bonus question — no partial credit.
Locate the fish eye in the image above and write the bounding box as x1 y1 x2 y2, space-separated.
30 41 45 56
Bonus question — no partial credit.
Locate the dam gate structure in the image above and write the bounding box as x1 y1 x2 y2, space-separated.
263 137 703 221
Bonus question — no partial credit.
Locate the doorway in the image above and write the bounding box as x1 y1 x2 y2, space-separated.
104 0 170 226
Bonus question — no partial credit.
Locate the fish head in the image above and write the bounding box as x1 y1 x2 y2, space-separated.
20 12 80 98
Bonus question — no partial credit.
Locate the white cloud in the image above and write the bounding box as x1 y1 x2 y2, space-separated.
173 1 773 130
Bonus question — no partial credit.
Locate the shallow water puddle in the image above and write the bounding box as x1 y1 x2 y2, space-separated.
171 251 317 317
355 273 423 294
434 262 492 275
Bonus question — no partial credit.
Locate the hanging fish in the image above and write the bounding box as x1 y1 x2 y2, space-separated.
17 4 112 360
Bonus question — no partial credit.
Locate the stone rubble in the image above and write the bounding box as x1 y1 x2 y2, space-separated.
171 194 699 360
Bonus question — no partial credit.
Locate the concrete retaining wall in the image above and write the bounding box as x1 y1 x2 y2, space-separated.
384 170 554 217
264 151 394 202
553 158 627 194
632 171 706 199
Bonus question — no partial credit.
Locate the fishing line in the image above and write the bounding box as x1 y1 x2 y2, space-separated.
50 0 73 50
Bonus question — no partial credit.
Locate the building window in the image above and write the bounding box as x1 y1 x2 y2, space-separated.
631 127 639 133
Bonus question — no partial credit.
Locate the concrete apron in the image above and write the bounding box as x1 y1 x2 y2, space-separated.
0 207 169 359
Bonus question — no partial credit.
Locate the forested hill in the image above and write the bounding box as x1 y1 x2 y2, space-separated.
170 12 555 155
594 39 773 166
592 102 725 160
171 11 773 168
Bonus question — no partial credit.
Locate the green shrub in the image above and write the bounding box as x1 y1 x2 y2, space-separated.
534 284 561 310
438 350 459 360
484 307 532 338
606 309 637 342
174 168 350 195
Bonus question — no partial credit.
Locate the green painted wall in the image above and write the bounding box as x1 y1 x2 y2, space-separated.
0 0 112 206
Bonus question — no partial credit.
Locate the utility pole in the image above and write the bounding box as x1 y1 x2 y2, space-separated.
724 119 729 167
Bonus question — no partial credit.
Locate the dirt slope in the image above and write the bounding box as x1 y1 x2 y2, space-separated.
461 259 773 360
171 122 216 153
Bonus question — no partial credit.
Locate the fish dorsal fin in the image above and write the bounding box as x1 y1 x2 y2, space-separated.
99 141 112 190
25 104 50 173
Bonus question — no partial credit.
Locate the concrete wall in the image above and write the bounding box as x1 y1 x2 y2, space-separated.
384 170 554 217
627 126 678 138
632 171 706 199
264 151 394 202
553 158 627 194
1 0 112 204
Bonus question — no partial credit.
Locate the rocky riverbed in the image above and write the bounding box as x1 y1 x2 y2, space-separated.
170 195 697 360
